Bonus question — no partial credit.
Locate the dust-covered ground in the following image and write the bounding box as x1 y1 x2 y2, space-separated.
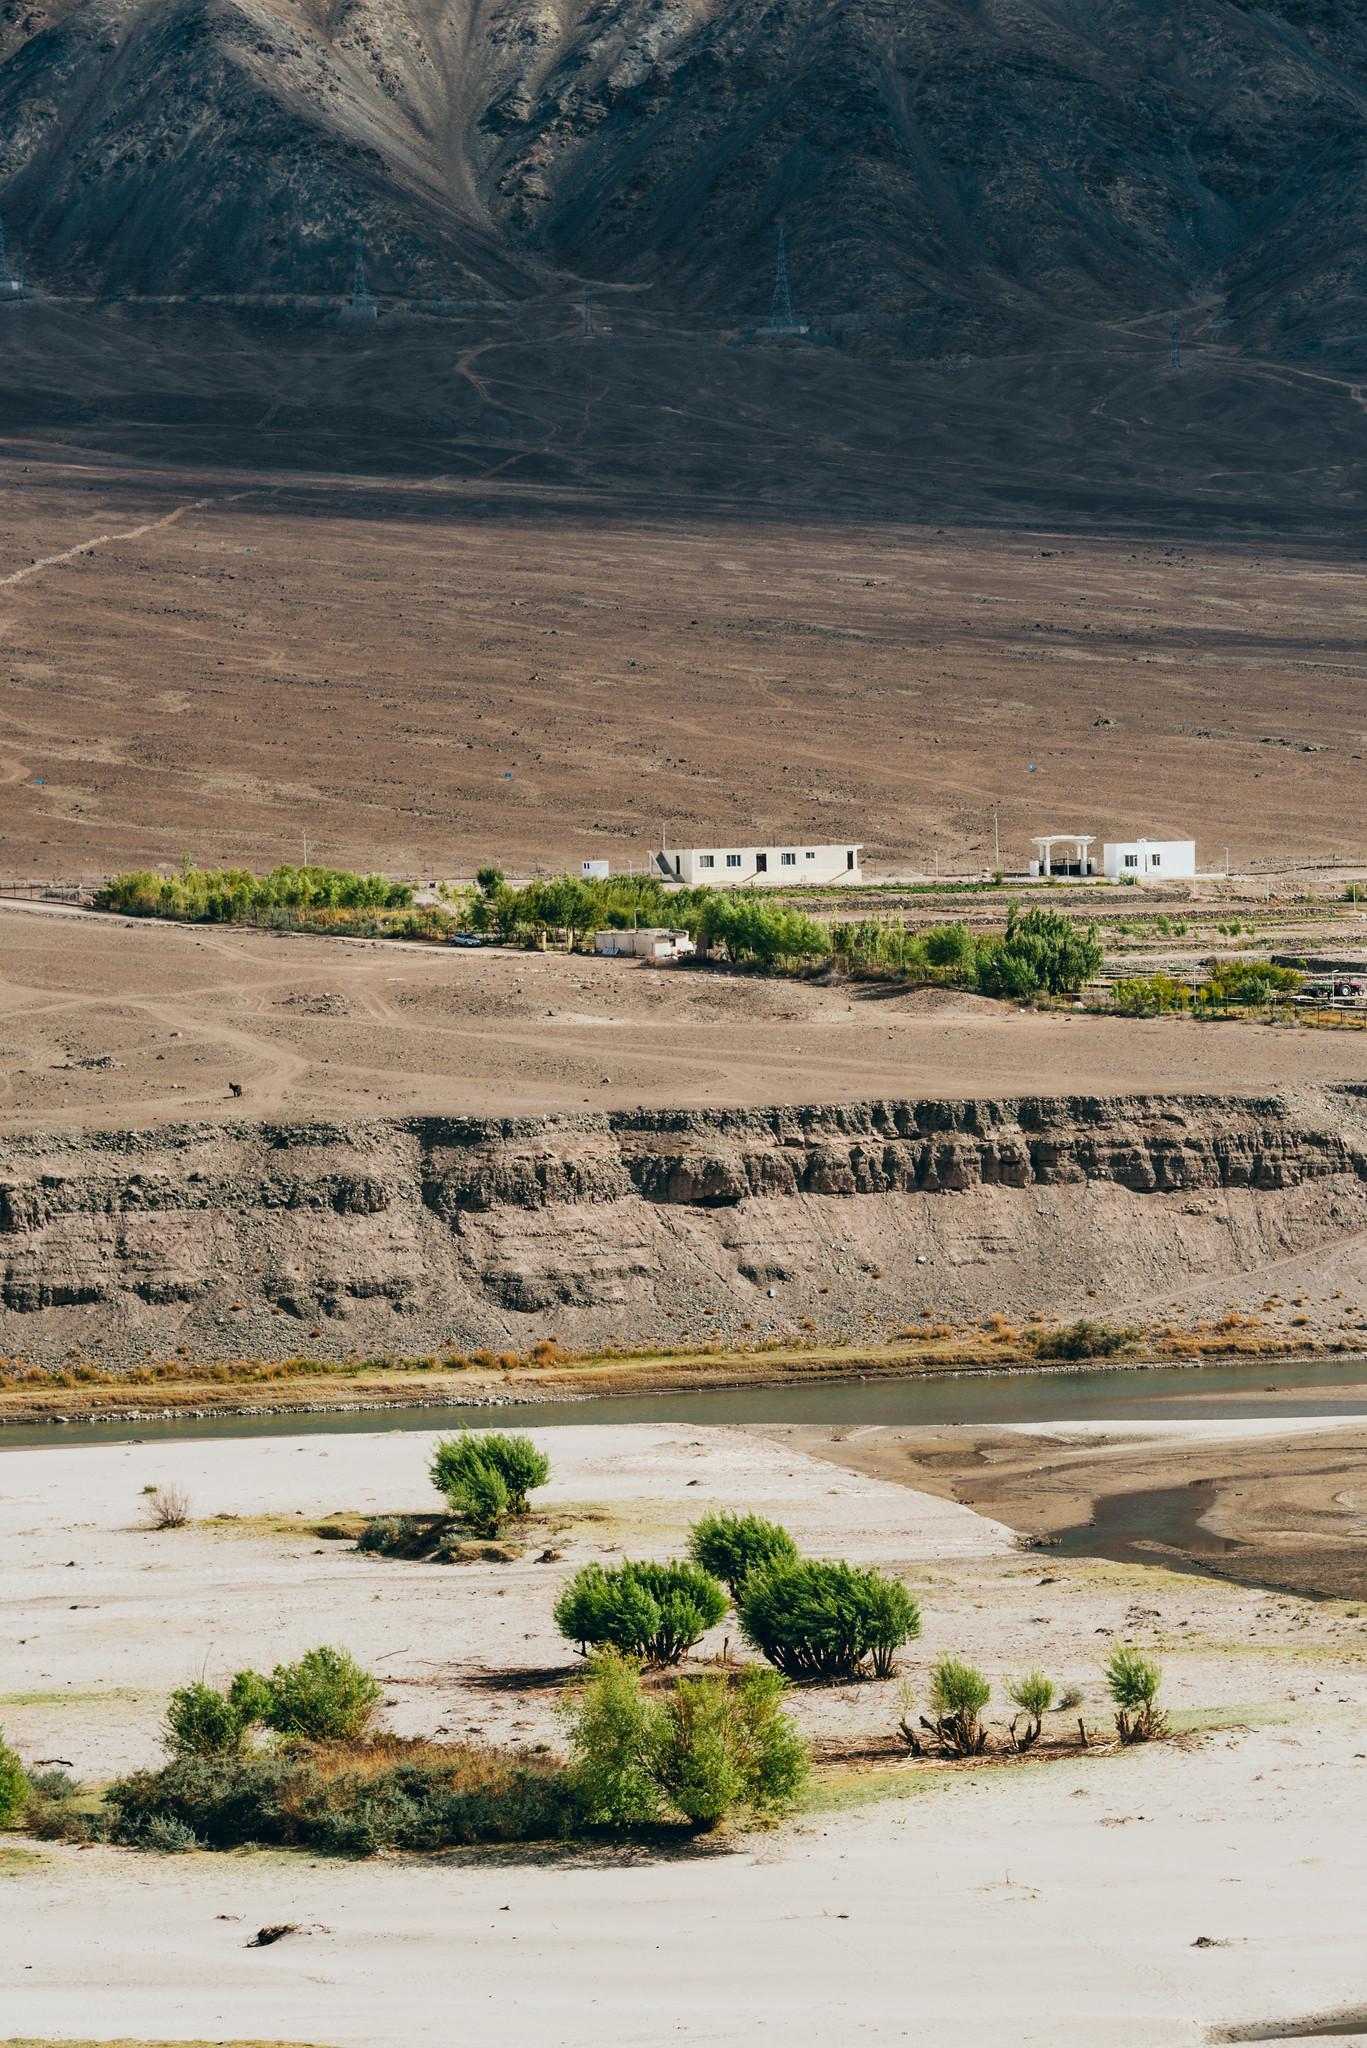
2 1420 1367 2046
4 901 1367 1134
1 308 1365 883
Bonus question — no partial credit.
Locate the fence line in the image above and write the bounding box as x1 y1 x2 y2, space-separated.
0 879 93 903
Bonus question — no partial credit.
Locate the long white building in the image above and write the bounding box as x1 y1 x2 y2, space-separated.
653 842 862 887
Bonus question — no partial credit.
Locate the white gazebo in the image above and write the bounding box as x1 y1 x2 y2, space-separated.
1029 833 1095 878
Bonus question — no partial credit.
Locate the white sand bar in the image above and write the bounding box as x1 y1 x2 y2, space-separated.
3 1421 1365 2046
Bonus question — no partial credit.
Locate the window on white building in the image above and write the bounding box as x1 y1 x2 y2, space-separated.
725 854 742 868
805 851 815 860
1124 854 1138 869
1150 853 1161 867
780 852 796 866
698 854 715 869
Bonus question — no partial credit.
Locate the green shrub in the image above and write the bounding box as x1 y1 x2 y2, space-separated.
23 1766 79 1801
739 1560 921 1681
1030 1319 1139 1362
430 1431 550 1517
459 1462 511 1536
558 1649 663 1827
653 1667 808 1829
1198 958 1301 1007
106 1737 574 1855
357 1515 405 1555
1110 972 1194 1016
686 1510 800 1597
258 1646 382 1742
928 1657 991 1756
164 1679 254 1758
0 1728 26 1827
559 1649 809 1832
1105 1647 1168 1743
554 1559 728 1665
1006 1668 1055 1749
135 1813 202 1853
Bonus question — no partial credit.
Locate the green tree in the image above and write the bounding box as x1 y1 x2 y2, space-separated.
651 1667 808 1828
558 1649 663 1826
976 905 1103 1000
1006 1669 1055 1750
558 1650 809 1832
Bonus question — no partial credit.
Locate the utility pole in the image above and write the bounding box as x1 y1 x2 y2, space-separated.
992 803 1000 871
770 220 795 327
303 829 309 868
341 229 377 322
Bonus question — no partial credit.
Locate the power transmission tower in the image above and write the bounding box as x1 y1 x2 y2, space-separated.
341 229 377 321
0 216 24 301
1170 315 1181 370
770 220 795 327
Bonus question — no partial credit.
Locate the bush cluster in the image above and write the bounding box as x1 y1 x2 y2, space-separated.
466 865 1103 1003
1110 960 1302 1016
561 1650 808 1831
108 1738 574 1856
898 1649 1167 1758
164 1647 381 1756
1029 1319 1140 1362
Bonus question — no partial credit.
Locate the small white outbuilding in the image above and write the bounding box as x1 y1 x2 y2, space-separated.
594 928 695 961
1101 838 1196 881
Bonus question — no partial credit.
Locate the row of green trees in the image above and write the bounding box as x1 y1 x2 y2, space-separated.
468 867 1103 999
692 899 1104 997
98 862 414 924
1110 959 1303 1015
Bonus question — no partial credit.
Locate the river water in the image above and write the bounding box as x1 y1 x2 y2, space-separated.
3 1353 1367 1453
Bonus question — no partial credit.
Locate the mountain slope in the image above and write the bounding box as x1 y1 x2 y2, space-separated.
1 0 1366 357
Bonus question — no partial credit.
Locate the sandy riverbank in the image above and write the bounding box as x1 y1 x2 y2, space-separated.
787 1406 1367 1601
2 1419 1366 2043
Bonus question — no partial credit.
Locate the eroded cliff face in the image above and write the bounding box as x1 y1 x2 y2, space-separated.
4 1092 1367 1365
